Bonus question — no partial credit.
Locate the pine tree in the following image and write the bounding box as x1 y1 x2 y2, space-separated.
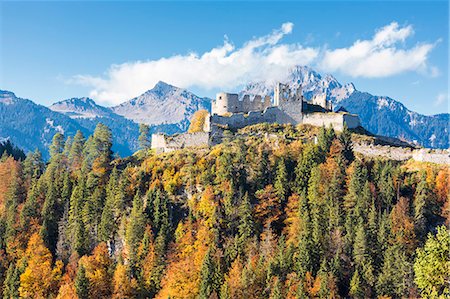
69 130 85 172
376 244 411 298
126 191 146 272
3 263 20 299
274 157 288 202
237 193 255 248
294 144 321 194
75 264 89 299
349 269 364 298
198 248 215 299
413 172 430 242
138 124 150 150
339 124 354 163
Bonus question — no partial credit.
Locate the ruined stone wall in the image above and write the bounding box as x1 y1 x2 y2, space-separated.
212 93 240 115
151 132 210 153
353 143 450 165
278 99 304 124
302 112 360 131
211 107 280 129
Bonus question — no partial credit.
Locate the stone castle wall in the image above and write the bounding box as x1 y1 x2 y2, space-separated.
151 132 210 153
302 112 360 131
211 107 360 131
353 143 450 165
212 92 272 116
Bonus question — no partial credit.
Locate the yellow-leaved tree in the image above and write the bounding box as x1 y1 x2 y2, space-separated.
19 233 63 299
188 110 209 133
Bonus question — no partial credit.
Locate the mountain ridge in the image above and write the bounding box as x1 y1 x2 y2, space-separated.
1 66 448 158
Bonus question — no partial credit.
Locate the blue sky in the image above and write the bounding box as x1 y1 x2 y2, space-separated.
0 1 448 115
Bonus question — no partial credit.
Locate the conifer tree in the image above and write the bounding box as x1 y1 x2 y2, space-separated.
138 124 150 150
274 157 288 201
75 264 89 299
413 172 431 242
349 269 364 298
198 248 215 299
339 124 354 163
126 191 146 272
237 193 255 248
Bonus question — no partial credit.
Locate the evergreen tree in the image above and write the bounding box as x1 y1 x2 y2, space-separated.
413 172 431 242
339 124 354 163
75 264 89 299
138 124 150 150
126 191 146 272
237 193 255 248
3 263 20 299
198 248 215 299
274 157 288 201
349 269 364 298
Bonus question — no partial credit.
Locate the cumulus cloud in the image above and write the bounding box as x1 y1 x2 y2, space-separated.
73 22 318 105
72 21 439 105
319 22 436 78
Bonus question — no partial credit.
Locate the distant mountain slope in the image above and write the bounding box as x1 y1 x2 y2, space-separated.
336 92 449 148
241 66 449 149
113 81 211 130
50 97 116 119
0 91 139 158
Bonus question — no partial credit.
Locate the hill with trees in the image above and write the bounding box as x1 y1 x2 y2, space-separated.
0 123 448 298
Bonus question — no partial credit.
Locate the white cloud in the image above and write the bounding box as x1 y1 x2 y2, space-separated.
72 21 439 105
319 22 436 78
434 92 448 107
73 22 318 105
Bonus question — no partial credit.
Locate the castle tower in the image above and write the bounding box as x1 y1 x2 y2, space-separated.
212 92 240 115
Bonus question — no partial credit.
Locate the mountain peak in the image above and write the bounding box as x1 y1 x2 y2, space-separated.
49 97 113 119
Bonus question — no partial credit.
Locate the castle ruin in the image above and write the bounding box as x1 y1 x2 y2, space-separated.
151 83 360 153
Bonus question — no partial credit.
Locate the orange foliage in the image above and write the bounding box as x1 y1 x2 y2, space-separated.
305 271 321 297
224 256 245 299
19 233 63 299
254 185 281 228
56 253 79 299
112 263 137 298
156 220 211 299
284 194 302 246
284 272 301 299
390 197 416 252
435 168 449 203
79 243 112 299
0 157 19 215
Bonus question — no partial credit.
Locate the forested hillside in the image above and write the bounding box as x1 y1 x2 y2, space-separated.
0 123 448 298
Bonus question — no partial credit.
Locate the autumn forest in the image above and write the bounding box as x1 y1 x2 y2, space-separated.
0 123 449 299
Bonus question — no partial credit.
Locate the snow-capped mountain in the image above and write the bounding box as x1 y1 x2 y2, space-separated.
241 65 448 149
241 66 355 102
49 97 116 119
113 81 211 130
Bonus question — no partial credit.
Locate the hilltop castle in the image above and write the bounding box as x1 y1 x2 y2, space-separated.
152 83 360 153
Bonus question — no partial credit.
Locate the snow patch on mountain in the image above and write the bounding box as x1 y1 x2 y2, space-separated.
45 118 65 134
